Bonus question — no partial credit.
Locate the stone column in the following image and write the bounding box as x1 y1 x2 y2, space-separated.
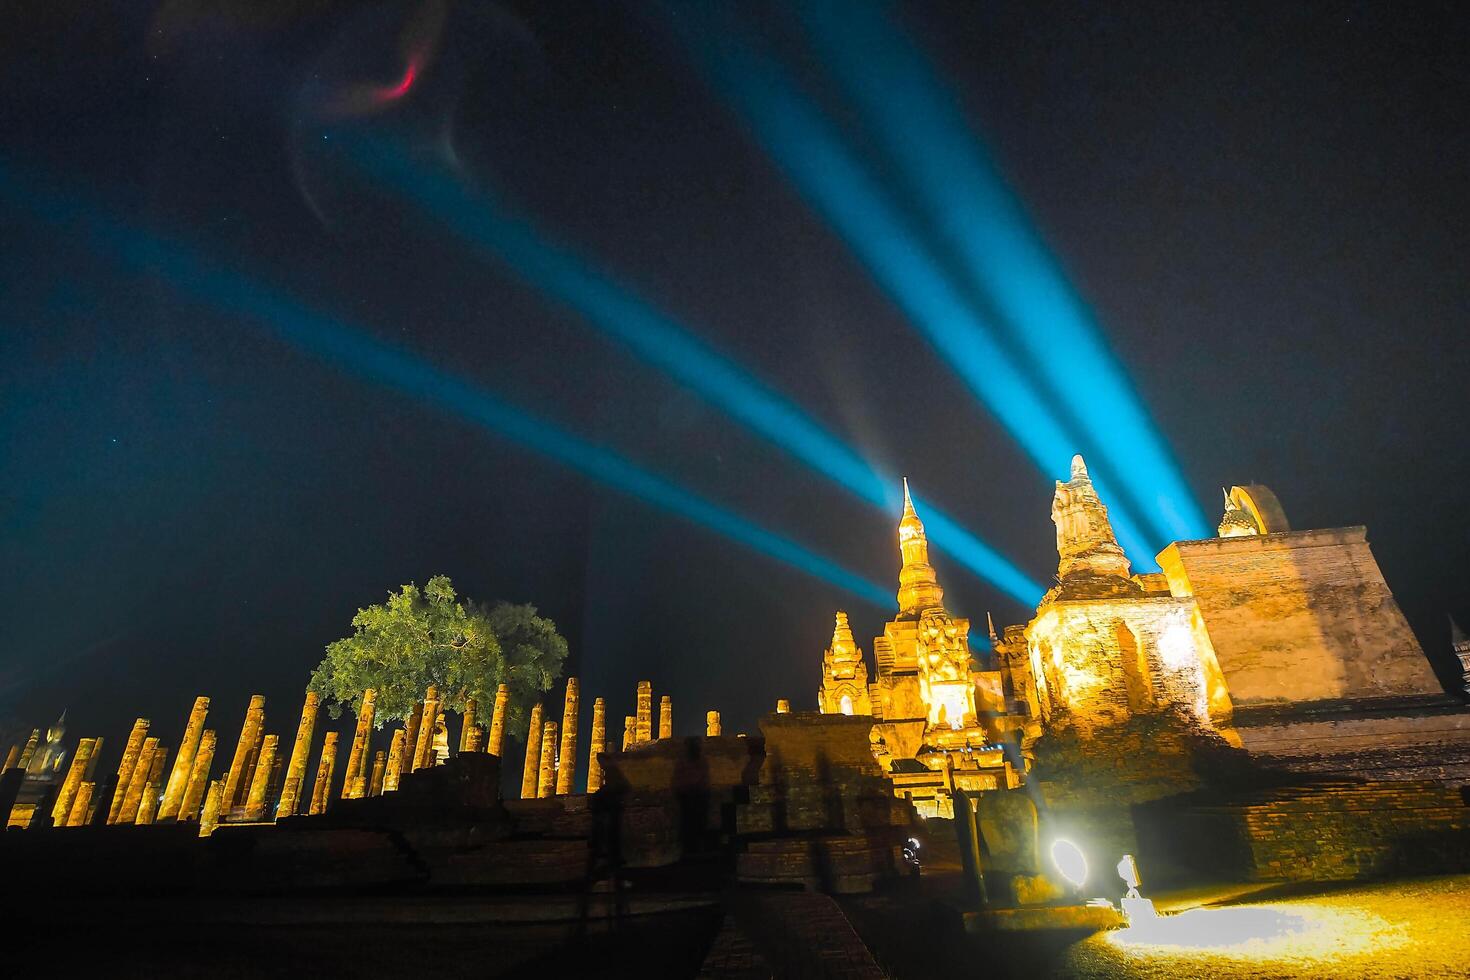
278 692 320 818
199 780 224 837
487 684 510 757
178 730 216 823
368 750 387 796
402 700 424 771
147 746 169 796
52 737 98 826
383 728 408 793
159 696 210 822
116 737 159 824
16 729 39 770
412 686 440 773
136 782 161 825
706 710 721 736
586 698 607 794
459 697 478 754
519 704 543 800
464 726 484 752
109 719 150 823
776 699 791 714
556 679 579 795
635 681 652 744
621 716 635 751
309 732 339 816
3 744 20 771
537 721 558 799
65 782 94 827
244 734 279 821
222 695 266 813
658 696 672 740
342 689 376 799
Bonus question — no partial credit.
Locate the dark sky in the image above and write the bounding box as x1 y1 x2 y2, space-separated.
3 1 1467 775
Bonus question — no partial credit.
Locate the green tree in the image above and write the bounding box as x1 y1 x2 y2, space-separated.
308 575 567 742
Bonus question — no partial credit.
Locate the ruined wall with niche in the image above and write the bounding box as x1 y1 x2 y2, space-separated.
1157 527 1443 705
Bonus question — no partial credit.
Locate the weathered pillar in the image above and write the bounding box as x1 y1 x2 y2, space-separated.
244 734 279 821
658 695 672 740
459 697 479 754
65 782 94 827
412 686 440 772
464 726 484 752
52 737 99 826
309 732 340 816
116 737 159 824
487 683 510 757
402 700 424 770
537 721 558 799
368 750 387 797
519 704 543 799
277 691 320 818
199 780 224 837
586 698 607 794
159 696 209 822
147 745 169 797
222 695 266 813
383 728 408 793
178 730 215 823
108 719 150 823
3 744 20 771
776 699 791 714
621 716 635 751
635 682 652 744
135 782 161 825
16 729 40 770
556 679 579 795
706 710 721 736
342 689 376 799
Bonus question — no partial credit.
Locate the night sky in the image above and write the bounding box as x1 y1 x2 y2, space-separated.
3 2 1468 771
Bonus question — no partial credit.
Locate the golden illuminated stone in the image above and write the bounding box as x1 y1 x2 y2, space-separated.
464 725 484 752
244 734 279 821
775 699 790 714
178 730 215 823
369 749 387 796
222 695 266 814
16 729 40 772
2 743 19 771
488 683 510 757
636 681 652 745
818 612 871 716
658 696 672 740
459 697 478 754
199 779 224 837
277 692 320 818
520 703 543 800
556 679 579 795
108 719 149 824
537 721 558 799
402 699 424 773
135 781 161 825
897 479 945 616
116 737 159 825
383 728 407 793
706 710 721 736
309 732 339 816
412 686 440 772
52 737 99 826
621 715 635 751
159 696 210 822
586 697 607 793
342 689 376 799
65 781 94 827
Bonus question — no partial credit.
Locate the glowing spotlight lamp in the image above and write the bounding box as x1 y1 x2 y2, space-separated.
1117 853 1158 923
1049 839 1088 892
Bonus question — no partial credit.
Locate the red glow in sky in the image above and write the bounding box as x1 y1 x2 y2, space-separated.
375 58 419 103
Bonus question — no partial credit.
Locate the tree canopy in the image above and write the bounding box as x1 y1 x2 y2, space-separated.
308 575 567 742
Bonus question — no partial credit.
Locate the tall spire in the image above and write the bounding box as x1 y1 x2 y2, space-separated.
829 611 859 663
896 478 945 616
1051 454 1131 580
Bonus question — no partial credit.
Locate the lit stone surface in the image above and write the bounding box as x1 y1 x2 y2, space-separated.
368 749 387 796
459 697 478 754
819 612 871 716
245 734 279 820
402 700 424 775
278 692 319 818
2 744 19 771
343 689 376 799
487 683 509 757
116 737 159 825
178 730 215 823
309 732 339 816
52 737 98 826
135 781 160 825
159 696 209 822
108 719 149 824
520 703 543 800
621 716 635 751
412 686 439 773
658 695 672 740
199 779 223 837
586 697 607 793
222 695 265 814
636 681 652 744
537 721 558 799
557 679 579 795
16 729 39 771
776 700 791 714
64 781 94 827
707 710 721 737
383 728 407 793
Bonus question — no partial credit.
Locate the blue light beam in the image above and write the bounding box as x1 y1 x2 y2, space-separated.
0 165 893 609
338 136 1044 604
792 0 1209 543
658 3 1161 565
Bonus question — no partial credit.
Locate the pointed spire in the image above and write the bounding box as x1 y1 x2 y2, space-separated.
1070 454 1089 481
896 479 944 616
902 477 916 518
986 611 998 645
829 611 859 663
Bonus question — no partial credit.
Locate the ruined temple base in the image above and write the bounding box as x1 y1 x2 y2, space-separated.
1232 695 1470 784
